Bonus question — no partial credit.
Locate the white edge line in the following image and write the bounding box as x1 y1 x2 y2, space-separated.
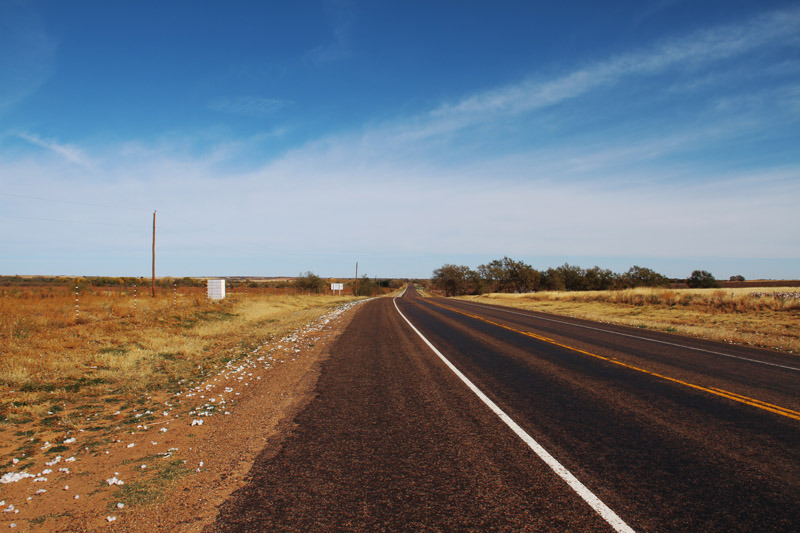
393 297 636 533
454 300 800 372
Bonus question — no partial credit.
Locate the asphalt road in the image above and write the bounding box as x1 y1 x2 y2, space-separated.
212 285 800 532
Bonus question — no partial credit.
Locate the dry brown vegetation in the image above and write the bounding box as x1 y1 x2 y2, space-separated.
0 284 361 472
459 287 800 354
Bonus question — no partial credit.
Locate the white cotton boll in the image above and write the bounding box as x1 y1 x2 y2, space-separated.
117 502 125 509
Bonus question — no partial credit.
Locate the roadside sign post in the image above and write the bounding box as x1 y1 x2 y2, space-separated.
330 282 344 295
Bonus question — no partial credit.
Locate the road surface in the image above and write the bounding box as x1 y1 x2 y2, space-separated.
212 285 800 531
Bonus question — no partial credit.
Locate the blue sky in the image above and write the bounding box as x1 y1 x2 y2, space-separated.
1 0 798 279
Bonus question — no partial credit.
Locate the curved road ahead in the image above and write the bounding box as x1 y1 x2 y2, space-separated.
213 285 800 532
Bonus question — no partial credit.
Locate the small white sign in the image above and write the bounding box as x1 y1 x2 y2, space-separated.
330 283 344 291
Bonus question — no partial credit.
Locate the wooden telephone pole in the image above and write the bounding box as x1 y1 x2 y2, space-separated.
354 261 358 296
152 210 156 298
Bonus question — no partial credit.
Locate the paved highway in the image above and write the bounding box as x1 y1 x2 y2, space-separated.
213 285 800 531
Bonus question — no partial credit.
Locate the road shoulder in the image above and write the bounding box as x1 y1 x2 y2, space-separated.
102 301 364 532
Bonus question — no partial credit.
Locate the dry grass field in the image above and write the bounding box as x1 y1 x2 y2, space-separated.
459 287 800 354
0 284 361 472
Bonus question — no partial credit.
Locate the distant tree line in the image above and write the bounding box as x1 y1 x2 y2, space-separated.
431 257 723 296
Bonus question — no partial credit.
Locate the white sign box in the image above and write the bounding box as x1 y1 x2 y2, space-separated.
330 283 344 291
208 279 226 300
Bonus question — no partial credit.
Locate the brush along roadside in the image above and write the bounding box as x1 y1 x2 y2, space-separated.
0 290 365 530
457 287 800 354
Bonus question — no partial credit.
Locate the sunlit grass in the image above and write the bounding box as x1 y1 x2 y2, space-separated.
0 285 361 465
459 287 800 354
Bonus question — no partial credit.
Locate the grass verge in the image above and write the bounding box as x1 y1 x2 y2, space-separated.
0 286 362 467
458 287 799 354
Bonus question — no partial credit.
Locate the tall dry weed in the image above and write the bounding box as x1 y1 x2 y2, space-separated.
0 284 362 464
463 287 800 354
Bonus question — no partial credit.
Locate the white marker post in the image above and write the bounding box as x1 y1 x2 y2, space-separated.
208 279 226 300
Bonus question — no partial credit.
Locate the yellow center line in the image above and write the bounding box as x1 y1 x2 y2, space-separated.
420 299 800 422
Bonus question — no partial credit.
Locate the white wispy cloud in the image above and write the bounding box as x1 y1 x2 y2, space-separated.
17 132 95 170
208 96 292 118
428 7 800 128
2 122 798 277
281 5 800 183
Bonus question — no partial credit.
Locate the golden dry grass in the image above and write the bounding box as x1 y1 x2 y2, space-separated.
459 287 800 354
0 285 361 468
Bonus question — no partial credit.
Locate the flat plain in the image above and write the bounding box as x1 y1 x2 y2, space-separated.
0 281 364 529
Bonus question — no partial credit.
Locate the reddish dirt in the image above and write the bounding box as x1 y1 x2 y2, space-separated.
0 302 363 532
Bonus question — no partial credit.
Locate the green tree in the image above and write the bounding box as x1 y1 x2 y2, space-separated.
356 275 377 296
687 270 719 288
584 266 616 290
505 257 541 292
477 259 507 292
618 266 669 288
556 263 587 291
432 264 475 296
477 256 540 293
541 268 566 291
295 271 325 293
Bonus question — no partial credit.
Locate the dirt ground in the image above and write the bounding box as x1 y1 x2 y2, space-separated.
0 300 364 532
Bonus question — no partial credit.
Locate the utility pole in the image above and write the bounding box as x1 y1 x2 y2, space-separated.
355 261 358 296
152 210 156 298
